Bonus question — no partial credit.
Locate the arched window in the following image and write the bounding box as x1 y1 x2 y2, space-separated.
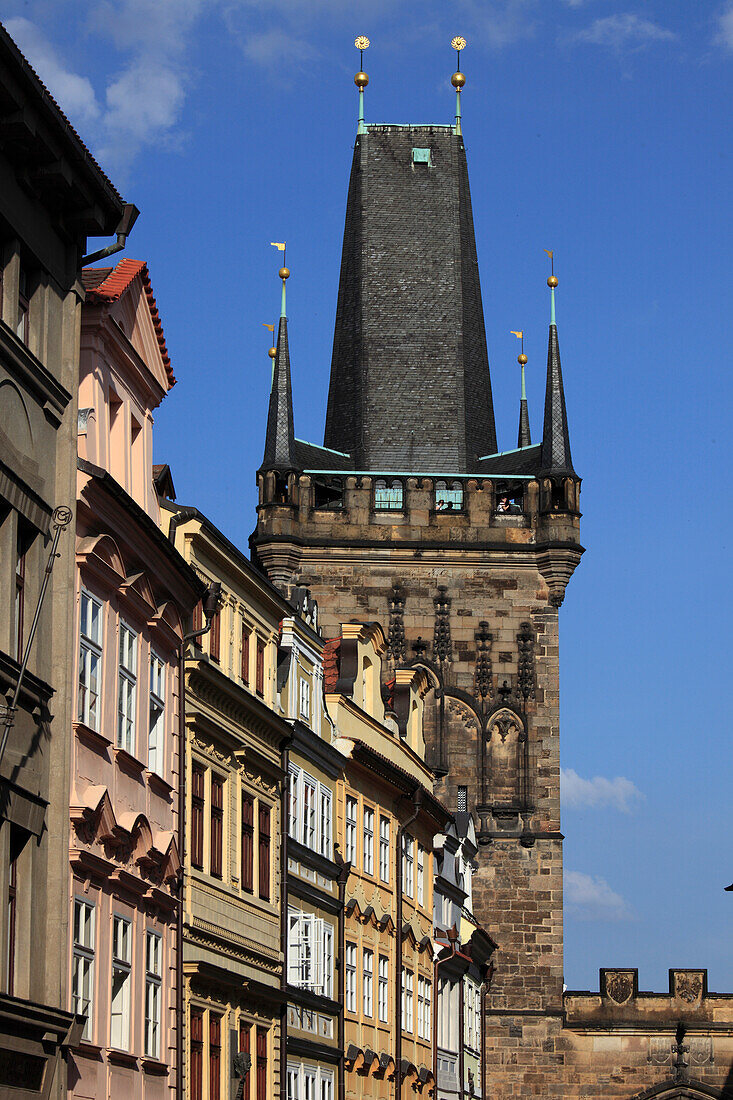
434 481 463 511
374 479 403 511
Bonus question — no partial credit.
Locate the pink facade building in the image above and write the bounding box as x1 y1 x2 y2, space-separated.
68 260 202 1098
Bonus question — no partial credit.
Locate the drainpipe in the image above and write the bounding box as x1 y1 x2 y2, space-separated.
432 927 459 1100
394 787 422 1100
80 203 139 266
458 972 465 1100
336 851 350 1100
480 978 487 1100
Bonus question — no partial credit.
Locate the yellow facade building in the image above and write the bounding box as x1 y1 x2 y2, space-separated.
324 623 451 1099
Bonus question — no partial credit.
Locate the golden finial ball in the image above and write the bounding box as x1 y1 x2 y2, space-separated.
354 71 369 89
547 275 558 288
451 71 466 89
279 266 290 280
518 353 528 366
268 347 277 359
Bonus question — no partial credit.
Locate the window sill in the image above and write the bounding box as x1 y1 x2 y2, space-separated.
114 747 146 775
74 722 113 754
146 770 174 798
74 1042 103 1060
107 1049 138 1068
141 1058 169 1076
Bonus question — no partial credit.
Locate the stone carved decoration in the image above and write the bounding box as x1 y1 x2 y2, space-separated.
516 622 536 701
604 971 634 1004
433 586 452 664
387 582 407 663
474 621 493 701
446 697 480 737
412 636 429 660
688 1036 713 1066
648 1037 672 1066
233 1052 252 1100
673 971 704 1004
672 1023 689 1083
488 710 522 744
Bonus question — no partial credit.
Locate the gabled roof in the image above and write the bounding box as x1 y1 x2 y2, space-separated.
82 258 175 387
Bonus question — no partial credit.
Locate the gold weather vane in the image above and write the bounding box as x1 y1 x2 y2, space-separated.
355 36 370 134
451 36 467 135
511 330 527 363
263 322 276 359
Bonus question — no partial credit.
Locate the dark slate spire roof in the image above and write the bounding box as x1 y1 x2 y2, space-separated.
539 319 575 477
324 125 497 473
261 315 296 470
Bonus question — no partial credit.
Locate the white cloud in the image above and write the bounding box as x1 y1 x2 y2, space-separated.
4 17 100 126
561 767 643 813
456 0 538 49
575 13 675 49
716 3 733 49
240 27 318 68
565 870 632 922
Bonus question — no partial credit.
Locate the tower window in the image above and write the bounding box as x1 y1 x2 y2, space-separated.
374 479 403 511
435 480 464 512
457 786 468 812
412 147 432 166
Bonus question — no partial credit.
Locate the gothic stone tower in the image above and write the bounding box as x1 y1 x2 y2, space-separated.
252 94 733 1098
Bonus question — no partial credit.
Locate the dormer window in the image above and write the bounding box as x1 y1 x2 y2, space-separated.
374 479 403 511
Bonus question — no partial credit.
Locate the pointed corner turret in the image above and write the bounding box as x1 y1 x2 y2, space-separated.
539 271 575 478
512 332 532 448
260 265 296 473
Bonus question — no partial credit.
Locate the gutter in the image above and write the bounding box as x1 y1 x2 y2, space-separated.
280 743 290 1100
394 787 422 1099
432 926 459 1098
336 854 350 1100
81 203 139 266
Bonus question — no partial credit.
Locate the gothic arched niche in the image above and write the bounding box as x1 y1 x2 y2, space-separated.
486 707 524 807
630 1079 722 1099
0 379 33 453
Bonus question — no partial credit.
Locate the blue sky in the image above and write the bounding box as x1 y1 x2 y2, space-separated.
4 0 732 992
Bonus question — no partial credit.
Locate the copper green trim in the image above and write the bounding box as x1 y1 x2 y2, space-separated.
281 279 287 318
550 286 556 327
294 438 351 457
358 88 366 135
520 363 527 401
303 469 535 479
455 89 462 136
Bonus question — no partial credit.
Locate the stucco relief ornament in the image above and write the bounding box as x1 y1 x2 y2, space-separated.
605 972 634 1004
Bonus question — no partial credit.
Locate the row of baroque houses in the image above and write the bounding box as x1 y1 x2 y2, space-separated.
3 16 733 1100
0 23 494 1100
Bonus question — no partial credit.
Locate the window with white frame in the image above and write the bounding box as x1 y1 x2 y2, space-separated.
363 947 373 1017
110 915 132 1049
417 975 432 1040
417 843 425 907
402 968 414 1033
287 910 334 997
345 942 357 1013
362 806 374 876
78 590 102 730
379 815 390 882
319 787 332 859
287 1064 334 1100
117 622 137 754
345 796 357 865
299 677 311 721
378 954 389 1022
288 765 332 858
148 652 165 774
402 834 414 898
72 898 95 1040
145 930 162 1058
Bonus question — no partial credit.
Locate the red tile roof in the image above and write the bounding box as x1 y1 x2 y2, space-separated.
82 259 175 387
323 638 341 693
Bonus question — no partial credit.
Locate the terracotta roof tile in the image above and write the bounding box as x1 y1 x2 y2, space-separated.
323 638 341 693
82 259 175 387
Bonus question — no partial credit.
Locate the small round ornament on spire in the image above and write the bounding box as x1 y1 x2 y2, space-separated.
279 267 290 281
518 353 528 365
268 347 277 359
354 35 370 87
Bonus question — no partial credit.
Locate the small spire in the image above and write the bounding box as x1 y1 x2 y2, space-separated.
512 331 532 448
354 36 370 135
261 254 296 471
451 36 466 135
539 256 575 476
